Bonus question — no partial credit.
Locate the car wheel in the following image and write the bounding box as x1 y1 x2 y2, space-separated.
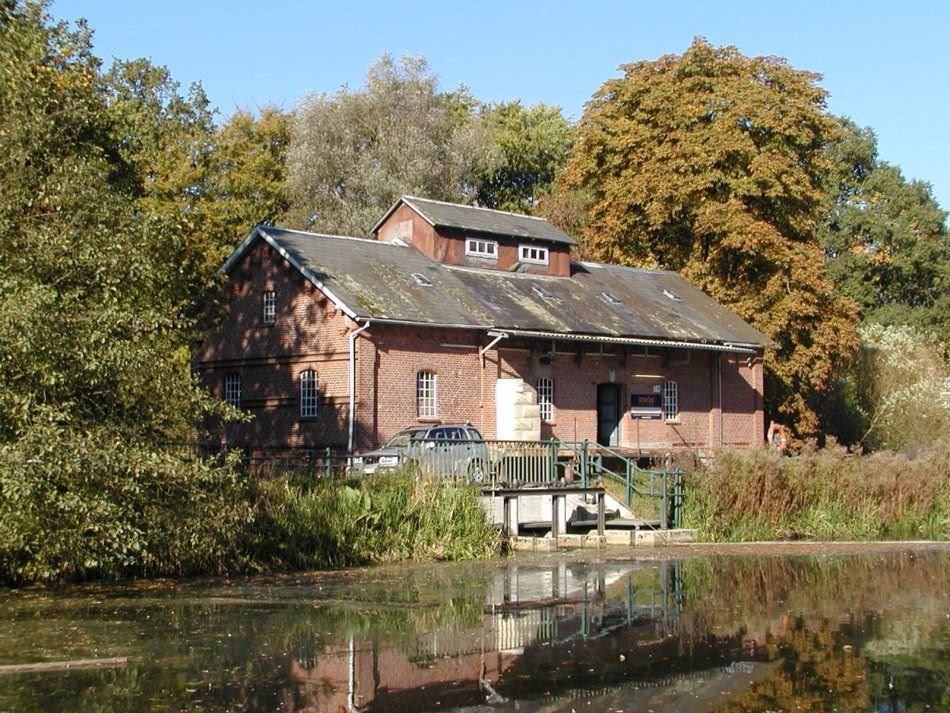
468 459 488 484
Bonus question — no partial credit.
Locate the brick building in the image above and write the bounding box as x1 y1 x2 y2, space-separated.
196 196 771 455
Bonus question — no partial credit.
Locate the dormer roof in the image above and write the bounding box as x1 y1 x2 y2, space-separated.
373 196 576 246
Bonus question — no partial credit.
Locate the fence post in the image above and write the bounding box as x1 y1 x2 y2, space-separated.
660 471 669 530
674 468 683 528
626 461 633 507
548 440 558 484
580 440 589 488
325 447 332 479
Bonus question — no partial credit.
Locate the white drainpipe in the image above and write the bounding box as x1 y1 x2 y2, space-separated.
348 320 372 455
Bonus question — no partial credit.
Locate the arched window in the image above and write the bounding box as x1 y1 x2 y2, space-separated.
417 370 437 418
537 377 554 422
300 370 319 418
663 380 678 421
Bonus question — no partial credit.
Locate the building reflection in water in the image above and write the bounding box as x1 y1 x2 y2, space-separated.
285 559 733 712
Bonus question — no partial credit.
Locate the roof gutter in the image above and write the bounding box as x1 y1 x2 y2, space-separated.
500 329 761 354
359 316 494 330
348 320 372 455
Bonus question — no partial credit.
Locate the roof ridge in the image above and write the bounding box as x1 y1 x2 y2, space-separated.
578 260 679 276
263 227 402 246
443 264 566 281
402 195 551 223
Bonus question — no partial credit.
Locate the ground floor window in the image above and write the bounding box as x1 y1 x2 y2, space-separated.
537 377 554 421
300 370 319 417
663 380 678 421
417 370 437 418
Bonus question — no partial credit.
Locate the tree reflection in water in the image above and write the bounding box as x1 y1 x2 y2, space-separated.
0 547 945 712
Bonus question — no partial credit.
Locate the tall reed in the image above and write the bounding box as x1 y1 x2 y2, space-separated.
253 472 501 570
681 446 949 541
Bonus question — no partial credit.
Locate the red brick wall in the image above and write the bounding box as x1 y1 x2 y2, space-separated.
196 239 356 451
354 325 485 449
353 330 764 451
198 238 765 453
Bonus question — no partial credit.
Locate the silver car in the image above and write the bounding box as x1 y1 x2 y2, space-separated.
349 424 490 482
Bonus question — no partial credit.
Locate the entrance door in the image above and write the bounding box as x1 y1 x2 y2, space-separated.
597 383 621 447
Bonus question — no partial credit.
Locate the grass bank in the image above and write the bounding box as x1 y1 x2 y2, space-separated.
680 446 949 541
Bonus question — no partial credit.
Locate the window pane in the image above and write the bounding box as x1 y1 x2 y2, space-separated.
519 245 549 265
225 374 241 407
466 239 497 257
417 371 437 418
300 370 319 418
663 381 678 421
263 291 276 324
537 378 554 421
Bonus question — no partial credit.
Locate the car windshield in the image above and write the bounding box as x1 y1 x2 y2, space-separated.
384 430 422 448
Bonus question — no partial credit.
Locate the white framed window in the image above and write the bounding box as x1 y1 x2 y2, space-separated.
465 239 497 258
519 245 549 265
300 370 319 418
263 290 276 324
224 374 241 408
417 370 437 418
537 378 554 422
663 380 679 422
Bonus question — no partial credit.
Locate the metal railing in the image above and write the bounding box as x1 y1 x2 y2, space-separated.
240 447 350 479
200 437 684 529
365 437 683 529
558 440 684 529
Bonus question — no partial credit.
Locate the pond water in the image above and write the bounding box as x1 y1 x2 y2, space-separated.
0 544 946 712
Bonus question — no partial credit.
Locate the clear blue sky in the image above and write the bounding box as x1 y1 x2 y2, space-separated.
53 0 950 212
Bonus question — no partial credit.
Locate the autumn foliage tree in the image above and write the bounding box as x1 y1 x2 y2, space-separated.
559 39 859 434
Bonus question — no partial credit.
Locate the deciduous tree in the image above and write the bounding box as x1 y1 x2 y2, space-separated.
285 54 494 236
821 118 949 345
475 100 573 214
0 1 250 583
559 39 859 434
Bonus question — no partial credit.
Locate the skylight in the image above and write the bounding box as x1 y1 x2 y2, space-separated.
601 291 623 305
662 289 682 302
412 273 433 287
531 284 560 304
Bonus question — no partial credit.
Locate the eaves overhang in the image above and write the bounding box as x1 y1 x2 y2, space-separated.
491 329 761 354
364 320 761 354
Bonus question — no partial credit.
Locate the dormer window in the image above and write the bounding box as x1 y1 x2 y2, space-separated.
466 239 497 258
519 245 549 265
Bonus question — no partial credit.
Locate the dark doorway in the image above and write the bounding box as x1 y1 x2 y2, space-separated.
597 383 622 447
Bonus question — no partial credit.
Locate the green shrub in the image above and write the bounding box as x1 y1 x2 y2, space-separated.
682 446 949 541
0 423 255 584
254 472 500 569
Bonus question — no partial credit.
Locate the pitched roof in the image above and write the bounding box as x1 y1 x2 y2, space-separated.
223 226 771 351
373 196 576 246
